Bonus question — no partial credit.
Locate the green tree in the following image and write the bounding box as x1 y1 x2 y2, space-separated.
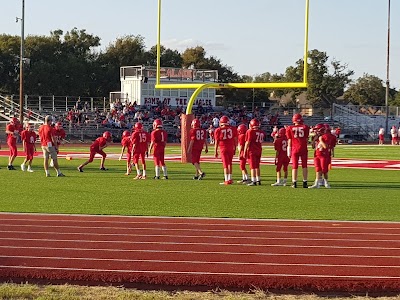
0 34 20 94
343 74 386 106
145 45 183 68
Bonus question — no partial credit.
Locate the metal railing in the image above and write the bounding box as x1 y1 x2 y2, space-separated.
0 95 44 123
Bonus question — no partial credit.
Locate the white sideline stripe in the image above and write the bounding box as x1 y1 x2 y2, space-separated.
3 224 400 237
1 230 400 243
2 216 400 230
0 265 399 280
2 212 400 226
2 245 400 259
1 237 399 251
2 255 400 269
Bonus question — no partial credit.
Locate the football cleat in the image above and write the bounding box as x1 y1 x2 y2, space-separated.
21 164 26 172
257 181 261 185
133 175 142 180
308 183 320 189
303 181 308 188
154 176 160 180
57 173 65 177
247 181 257 186
162 176 168 180
77 166 83 172
27 168 34 173
291 182 297 188
199 172 206 180
141 175 146 180
193 175 199 180
271 181 283 186
99 167 108 171
324 182 331 188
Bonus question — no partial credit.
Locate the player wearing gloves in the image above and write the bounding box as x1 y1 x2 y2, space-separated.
286 113 309 188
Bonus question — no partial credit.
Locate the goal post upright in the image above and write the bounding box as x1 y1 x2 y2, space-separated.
155 0 310 163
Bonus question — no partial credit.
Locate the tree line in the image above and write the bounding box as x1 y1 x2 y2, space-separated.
1 27 399 108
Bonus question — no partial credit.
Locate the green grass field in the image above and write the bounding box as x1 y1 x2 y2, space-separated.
1 144 399 221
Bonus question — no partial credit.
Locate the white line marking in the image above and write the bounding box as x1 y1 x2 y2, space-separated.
2 224 400 236
1 230 400 243
0 265 399 280
1 255 399 269
1 237 399 251
1 245 400 259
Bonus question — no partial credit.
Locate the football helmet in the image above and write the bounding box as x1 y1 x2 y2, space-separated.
278 128 286 138
191 118 201 129
134 122 143 131
55 122 62 129
323 123 331 132
122 130 130 139
249 118 260 129
153 119 163 129
219 115 229 125
237 124 247 135
314 123 325 135
292 113 303 124
103 131 112 142
10 117 18 125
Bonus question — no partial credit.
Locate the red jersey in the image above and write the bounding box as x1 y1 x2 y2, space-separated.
151 129 167 152
314 134 330 158
189 128 206 151
91 136 107 151
132 130 149 154
53 128 66 146
39 124 54 147
274 136 289 160
245 128 264 154
214 125 238 151
21 130 37 146
325 132 337 156
6 124 17 143
121 136 132 153
286 124 310 153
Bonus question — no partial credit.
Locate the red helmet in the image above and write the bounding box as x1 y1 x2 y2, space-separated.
103 131 112 142
153 119 163 129
219 116 229 125
249 118 260 129
134 122 143 131
191 119 201 129
314 123 325 135
278 128 286 138
55 122 62 129
122 130 130 139
237 124 247 135
323 123 331 132
10 117 18 125
292 113 303 124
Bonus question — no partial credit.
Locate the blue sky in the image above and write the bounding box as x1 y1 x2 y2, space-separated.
2 0 400 88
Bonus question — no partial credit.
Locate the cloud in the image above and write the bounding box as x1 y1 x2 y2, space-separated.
162 38 228 52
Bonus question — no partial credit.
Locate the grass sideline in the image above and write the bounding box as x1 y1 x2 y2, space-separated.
0 144 399 221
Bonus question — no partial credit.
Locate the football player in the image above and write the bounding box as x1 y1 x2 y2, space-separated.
78 131 112 172
131 122 150 179
309 123 331 188
50 122 66 167
243 119 265 186
236 123 250 184
5 117 20 170
271 128 290 186
286 113 310 188
214 115 238 185
119 130 133 175
187 118 208 180
20 123 37 172
149 119 168 179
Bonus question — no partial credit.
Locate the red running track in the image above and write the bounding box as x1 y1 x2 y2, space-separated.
1 213 400 293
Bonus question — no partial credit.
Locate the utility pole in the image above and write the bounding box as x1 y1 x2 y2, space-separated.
18 0 25 124
385 0 391 138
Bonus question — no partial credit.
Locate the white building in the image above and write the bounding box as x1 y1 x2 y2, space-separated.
112 65 218 108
